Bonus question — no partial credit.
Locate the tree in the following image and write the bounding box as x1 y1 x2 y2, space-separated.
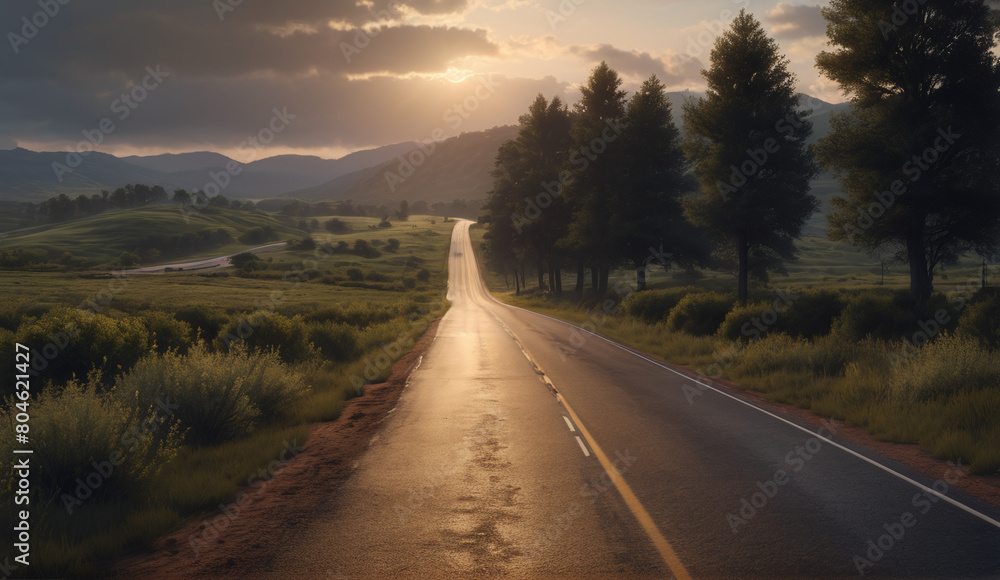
563 62 629 293
230 252 265 272
397 200 410 221
815 0 1000 300
612 75 707 291
683 10 818 302
482 94 573 293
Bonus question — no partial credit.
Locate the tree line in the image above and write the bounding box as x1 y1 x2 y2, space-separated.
481 5 1000 302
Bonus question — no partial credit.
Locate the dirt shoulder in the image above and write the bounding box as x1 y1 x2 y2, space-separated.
112 318 442 579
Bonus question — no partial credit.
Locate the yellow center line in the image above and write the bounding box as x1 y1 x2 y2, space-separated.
557 392 694 580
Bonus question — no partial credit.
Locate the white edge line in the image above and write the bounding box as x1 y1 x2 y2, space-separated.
488 295 1000 531
563 415 577 432
575 436 591 457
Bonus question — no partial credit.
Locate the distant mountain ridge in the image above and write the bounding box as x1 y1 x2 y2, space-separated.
0 141 419 202
0 94 848 204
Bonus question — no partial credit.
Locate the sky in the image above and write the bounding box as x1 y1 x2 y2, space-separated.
0 0 842 162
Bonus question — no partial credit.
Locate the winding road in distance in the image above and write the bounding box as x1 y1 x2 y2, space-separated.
263 220 1000 579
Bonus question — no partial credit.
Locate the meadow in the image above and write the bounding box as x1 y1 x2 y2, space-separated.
470 225 1000 478
0 212 455 577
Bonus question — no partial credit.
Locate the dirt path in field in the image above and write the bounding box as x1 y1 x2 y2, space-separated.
111 318 443 579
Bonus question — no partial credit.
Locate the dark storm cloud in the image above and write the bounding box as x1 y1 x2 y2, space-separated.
0 0 534 153
765 3 827 40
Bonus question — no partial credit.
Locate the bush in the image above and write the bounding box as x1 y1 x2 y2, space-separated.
324 218 352 234
174 305 228 343
402 277 416 289
957 293 1000 350
293 237 316 251
716 290 846 341
238 226 278 245
890 334 1000 402
346 267 365 281
737 333 866 378
0 379 182 502
666 292 733 336
832 292 919 341
308 321 361 362
365 271 391 282
386 238 400 253
116 347 308 445
15 308 150 388
717 301 773 341
216 311 316 364
141 311 193 354
783 290 845 338
417 269 431 282
230 252 265 272
623 287 697 323
353 239 382 259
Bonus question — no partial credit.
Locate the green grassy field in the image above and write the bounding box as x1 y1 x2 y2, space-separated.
0 214 456 577
0 205 305 267
470 224 1000 478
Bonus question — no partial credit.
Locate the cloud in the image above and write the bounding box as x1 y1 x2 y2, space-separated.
766 3 827 40
569 44 703 87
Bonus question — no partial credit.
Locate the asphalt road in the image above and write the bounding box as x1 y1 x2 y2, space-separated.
121 242 288 274
263 221 1000 579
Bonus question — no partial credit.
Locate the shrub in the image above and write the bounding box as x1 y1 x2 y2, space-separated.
0 379 182 501
16 308 150 388
717 301 773 341
386 238 400 253
216 311 316 364
417 269 431 282
353 239 382 259
889 334 1000 402
737 333 867 378
116 347 307 445
365 271 391 282
783 290 845 338
957 293 1000 350
324 218 351 234
402 277 416 289
346 267 365 281
141 311 193 354
623 287 697 323
831 292 919 342
230 252 265 272
666 292 733 336
238 226 277 245
308 321 361 362
174 305 228 343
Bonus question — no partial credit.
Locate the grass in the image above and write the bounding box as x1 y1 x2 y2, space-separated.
469 224 1000 478
0 215 455 578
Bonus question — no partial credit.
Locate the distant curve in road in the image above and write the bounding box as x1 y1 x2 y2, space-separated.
262 220 1000 579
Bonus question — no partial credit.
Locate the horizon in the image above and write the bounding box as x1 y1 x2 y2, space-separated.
2 1 850 162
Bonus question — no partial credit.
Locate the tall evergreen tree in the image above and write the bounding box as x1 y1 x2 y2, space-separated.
481 94 572 292
612 75 706 291
815 0 1000 300
683 10 818 302
563 62 629 293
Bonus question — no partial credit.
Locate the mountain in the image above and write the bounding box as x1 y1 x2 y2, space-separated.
286 126 519 204
0 148 173 202
122 152 236 174
0 141 421 202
